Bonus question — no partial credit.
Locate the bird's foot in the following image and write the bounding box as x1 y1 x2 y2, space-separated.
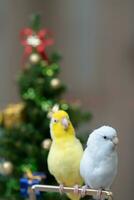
73 185 79 195
96 189 104 200
59 184 64 195
81 185 88 197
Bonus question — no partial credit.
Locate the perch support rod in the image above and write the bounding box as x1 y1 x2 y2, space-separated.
29 184 113 200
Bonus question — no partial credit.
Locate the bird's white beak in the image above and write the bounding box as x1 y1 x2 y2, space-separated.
61 117 69 130
112 136 119 145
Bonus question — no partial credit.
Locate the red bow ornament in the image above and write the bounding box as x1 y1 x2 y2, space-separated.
20 28 54 62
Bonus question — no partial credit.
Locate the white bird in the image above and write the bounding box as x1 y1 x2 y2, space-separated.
80 126 118 198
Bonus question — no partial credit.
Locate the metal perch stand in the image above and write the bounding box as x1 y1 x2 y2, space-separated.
29 184 113 200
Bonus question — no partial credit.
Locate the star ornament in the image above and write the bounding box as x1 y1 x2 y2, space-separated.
20 28 54 61
27 35 41 47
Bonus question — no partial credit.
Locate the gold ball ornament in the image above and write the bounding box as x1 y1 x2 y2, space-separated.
29 53 40 64
2 161 13 175
0 112 3 125
3 103 25 128
50 78 61 89
42 139 52 150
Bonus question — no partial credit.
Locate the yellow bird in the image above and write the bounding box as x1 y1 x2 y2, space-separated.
47 109 83 200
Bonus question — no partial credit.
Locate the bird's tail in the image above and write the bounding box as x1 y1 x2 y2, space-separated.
67 193 80 200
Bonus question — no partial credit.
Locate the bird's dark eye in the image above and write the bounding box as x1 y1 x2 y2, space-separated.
53 119 58 123
103 136 107 139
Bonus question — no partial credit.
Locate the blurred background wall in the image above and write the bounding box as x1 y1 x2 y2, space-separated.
0 0 134 199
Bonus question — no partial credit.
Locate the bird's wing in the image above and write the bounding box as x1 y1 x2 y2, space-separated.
80 147 118 189
48 138 83 186
90 152 118 189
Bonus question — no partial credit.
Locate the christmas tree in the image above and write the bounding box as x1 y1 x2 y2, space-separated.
0 15 92 200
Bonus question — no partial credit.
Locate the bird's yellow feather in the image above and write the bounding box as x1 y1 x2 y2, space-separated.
48 137 83 186
50 110 75 140
47 110 83 200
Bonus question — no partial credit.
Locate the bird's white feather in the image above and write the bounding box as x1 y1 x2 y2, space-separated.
80 125 118 190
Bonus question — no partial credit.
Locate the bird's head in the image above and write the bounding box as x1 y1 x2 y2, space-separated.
50 110 75 140
87 125 119 150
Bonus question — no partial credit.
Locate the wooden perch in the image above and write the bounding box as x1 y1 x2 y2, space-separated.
29 184 113 200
